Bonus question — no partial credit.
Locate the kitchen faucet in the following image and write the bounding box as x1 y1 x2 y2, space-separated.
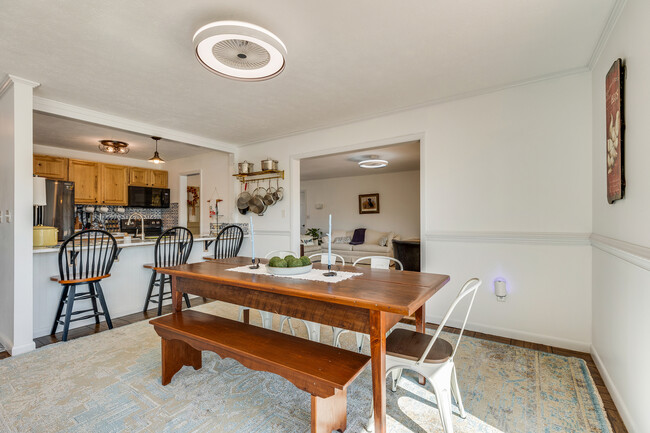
127 212 146 240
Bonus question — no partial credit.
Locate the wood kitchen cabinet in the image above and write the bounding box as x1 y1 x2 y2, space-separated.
150 169 168 188
129 167 150 186
100 164 128 205
68 159 99 204
128 167 168 187
33 154 68 180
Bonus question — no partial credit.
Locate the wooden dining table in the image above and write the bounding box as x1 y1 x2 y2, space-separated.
157 256 450 433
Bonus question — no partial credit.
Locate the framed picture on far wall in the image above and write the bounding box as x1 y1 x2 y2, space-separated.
359 193 380 214
606 58 625 204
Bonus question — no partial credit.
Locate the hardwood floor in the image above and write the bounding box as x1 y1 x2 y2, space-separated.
0 304 627 432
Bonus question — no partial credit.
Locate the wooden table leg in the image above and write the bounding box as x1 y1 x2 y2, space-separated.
415 303 427 385
171 276 182 313
370 310 387 433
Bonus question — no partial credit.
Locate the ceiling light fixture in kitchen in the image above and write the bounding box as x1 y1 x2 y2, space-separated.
98 140 130 155
359 158 388 169
148 136 165 164
193 21 287 81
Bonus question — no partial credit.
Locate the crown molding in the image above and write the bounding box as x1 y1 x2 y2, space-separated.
587 0 628 70
33 97 238 154
0 74 40 98
424 231 591 246
239 67 589 147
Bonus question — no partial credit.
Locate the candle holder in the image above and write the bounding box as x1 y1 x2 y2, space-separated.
249 258 260 269
323 264 337 277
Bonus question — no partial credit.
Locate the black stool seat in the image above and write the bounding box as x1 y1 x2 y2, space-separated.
51 230 118 341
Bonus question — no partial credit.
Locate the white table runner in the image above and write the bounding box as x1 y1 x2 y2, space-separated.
226 265 362 283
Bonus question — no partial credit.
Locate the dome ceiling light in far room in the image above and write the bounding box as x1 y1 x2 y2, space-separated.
359 157 388 169
98 140 129 155
193 21 287 81
148 136 165 164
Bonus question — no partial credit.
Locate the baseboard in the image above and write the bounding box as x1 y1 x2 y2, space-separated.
426 314 591 352
591 345 637 433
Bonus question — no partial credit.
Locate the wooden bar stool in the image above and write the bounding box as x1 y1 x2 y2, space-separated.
51 230 118 341
143 227 193 316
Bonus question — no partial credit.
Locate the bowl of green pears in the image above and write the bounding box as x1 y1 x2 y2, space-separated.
266 255 312 275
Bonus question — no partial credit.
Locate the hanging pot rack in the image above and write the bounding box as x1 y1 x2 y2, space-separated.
233 169 284 183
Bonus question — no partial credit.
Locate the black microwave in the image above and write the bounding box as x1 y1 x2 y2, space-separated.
128 186 170 208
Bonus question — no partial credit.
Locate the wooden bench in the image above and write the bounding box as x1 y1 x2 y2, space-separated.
150 310 370 433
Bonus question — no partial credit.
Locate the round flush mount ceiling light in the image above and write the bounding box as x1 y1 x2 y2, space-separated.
193 21 287 81
359 158 388 169
98 140 129 155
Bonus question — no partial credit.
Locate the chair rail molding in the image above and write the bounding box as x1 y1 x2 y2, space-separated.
424 231 591 246
590 233 650 272
254 229 291 237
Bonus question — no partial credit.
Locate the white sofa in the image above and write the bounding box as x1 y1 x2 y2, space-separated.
320 229 400 264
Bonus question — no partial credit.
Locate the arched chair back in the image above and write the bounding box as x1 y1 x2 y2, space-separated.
309 253 345 266
58 229 118 282
154 227 193 268
213 225 244 259
265 250 299 258
417 278 481 364
353 256 403 270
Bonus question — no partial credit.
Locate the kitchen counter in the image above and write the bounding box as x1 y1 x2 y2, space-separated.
32 234 250 338
33 234 225 254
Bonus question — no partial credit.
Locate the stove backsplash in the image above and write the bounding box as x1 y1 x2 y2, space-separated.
76 204 179 231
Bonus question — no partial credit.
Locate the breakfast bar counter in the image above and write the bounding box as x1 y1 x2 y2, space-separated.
31 236 219 338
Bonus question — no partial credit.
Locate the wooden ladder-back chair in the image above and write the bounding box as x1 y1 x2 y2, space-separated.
51 230 118 341
143 227 194 316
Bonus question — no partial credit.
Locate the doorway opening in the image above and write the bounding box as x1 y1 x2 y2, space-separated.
186 173 201 236
298 140 421 270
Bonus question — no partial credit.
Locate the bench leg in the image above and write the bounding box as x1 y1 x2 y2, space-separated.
161 338 202 386
311 388 347 433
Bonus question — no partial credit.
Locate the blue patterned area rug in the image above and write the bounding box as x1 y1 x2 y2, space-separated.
0 301 611 433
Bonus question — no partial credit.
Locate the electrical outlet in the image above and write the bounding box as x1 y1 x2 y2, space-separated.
4 210 10 223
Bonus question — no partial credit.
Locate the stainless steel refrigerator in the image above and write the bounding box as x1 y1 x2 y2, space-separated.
42 180 75 241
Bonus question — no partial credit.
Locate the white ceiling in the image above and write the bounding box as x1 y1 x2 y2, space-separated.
301 141 419 181
33 112 215 161
1 1 616 145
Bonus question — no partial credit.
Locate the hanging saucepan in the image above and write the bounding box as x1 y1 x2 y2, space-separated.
248 186 267 215
263 179 276 206
272 178 284 202
236 182 251 214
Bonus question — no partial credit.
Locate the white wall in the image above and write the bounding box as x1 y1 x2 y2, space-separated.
0 76 38 355
239 71 593 351
590 2 650 431
166 150 234 235
301 170 420 239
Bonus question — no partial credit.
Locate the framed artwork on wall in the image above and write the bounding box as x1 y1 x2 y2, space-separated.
605 58 625 204
359 193 380 214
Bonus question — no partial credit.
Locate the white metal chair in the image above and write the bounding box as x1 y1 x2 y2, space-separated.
278 253 346 342
237 250 300 330
366 278 481 433
353 255 403 270
308 253 346 266
333 256 404 351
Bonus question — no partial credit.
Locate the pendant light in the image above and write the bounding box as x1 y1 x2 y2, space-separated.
148 136 165 164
